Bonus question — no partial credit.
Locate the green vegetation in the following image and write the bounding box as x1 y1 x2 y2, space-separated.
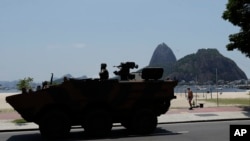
12 119 27 124
222 0 250 57
204 98 250 106
16 77 33 90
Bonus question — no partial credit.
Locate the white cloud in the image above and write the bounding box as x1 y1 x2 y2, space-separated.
72 43 86 49
46 44 63 49
46 43 87 50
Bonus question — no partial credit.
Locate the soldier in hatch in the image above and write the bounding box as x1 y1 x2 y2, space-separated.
99 63 109 80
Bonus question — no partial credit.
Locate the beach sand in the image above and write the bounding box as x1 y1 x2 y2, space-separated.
0 93 19 111
172 90 250 108
0 90 250 111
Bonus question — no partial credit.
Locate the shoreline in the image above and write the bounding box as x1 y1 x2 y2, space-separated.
1 91 249 111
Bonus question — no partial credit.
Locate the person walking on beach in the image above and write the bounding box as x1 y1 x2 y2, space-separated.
187 88 193 110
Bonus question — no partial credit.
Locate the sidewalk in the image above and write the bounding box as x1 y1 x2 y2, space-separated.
159 106 250 123
0 106 250 132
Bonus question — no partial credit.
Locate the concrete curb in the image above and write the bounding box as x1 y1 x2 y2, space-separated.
158 117 250 125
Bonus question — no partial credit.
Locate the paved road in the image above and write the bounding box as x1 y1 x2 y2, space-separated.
1 120 249 141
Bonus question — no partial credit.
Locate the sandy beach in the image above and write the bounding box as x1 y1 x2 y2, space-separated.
0 92 20 111
0 90 250 111
172 90 250 108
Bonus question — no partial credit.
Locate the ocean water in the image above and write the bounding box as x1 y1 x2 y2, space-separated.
174 85 247 93
0 89 20 94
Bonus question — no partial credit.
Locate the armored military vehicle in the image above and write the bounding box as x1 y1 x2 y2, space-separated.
6 62 178 139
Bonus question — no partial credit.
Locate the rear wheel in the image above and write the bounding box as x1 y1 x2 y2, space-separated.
131 109 157 135
38 110 71 139
82 109 112 137
121 119 131 130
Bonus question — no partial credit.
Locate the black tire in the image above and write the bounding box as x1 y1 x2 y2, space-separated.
159 100 171 114
83 109 112 137
121 120 131 129
38 110 71 139
131 109 157 135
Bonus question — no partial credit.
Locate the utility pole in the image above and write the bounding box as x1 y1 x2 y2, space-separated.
196 75 198 107
216 68 219 107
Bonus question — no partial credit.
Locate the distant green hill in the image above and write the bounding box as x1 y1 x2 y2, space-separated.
169 49 247 82
148 43 247 82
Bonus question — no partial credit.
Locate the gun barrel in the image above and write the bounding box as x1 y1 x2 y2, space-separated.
50 73 53 85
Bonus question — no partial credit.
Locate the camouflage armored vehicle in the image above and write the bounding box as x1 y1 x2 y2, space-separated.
6 62 178 139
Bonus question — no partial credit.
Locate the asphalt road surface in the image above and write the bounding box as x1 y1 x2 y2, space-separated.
1 120 249 141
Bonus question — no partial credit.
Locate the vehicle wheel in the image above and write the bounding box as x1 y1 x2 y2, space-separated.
131 109 157 135
38 110 71 139
83 109 112 137
121 120 131 129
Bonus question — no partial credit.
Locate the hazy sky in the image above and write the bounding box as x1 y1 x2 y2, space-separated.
0 0 249 82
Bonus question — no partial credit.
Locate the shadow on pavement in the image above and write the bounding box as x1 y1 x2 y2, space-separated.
242 106 250 118
6 133 43 141
6 127 182 141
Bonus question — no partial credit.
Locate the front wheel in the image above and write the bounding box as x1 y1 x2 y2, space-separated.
38 110 71 139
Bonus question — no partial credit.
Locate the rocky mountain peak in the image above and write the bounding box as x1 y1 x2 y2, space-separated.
149 43 177 67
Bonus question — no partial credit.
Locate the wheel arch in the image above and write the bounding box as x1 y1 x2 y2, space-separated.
34 104 71 123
